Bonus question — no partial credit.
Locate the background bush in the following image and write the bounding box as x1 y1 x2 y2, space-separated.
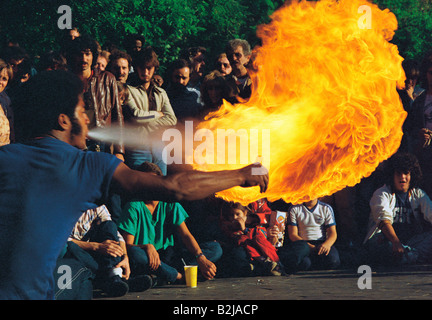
1 0 431 76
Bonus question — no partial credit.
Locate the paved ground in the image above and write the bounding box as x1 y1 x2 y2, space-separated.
92 264 432 317
95 264 432 303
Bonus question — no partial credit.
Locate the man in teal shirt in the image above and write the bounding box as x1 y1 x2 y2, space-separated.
118 162 221 284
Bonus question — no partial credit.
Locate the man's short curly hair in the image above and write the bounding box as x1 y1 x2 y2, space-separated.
64 34 100 69
384 152 423 189
12 70 83 141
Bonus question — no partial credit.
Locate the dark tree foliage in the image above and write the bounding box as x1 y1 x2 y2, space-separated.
0 0 431 74
0 0 284 75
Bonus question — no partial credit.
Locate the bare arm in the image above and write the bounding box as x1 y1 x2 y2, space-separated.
287 225 303 242
287 225 315 251
70 239 124 257
111 162 268 202
316 225 337 256
380 220 404 256
176 222 217 280
120 231 161 271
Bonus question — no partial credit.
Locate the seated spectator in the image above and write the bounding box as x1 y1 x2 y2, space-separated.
249 198 286 248
284 198 340 271
364 152 432 266
249 198 273 226
59 205 152 297
118 162 221 285
219 201 283 276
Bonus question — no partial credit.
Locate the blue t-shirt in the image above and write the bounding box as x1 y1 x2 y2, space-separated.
0 137 121 299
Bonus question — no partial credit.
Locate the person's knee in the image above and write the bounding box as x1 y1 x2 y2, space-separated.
279 240 311 272
98 220 119 238
128 246 149 264
326 253 341 269
201 241 223 262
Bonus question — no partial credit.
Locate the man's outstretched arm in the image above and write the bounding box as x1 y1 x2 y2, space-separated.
111 162 268 202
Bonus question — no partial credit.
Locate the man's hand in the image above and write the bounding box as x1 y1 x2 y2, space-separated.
238 163 269 193
268 225 279 238
316 242 332 256
197 255 217 280
267 225 279 245
419 128 432 147
96 240 124 257
380 220 405 258
391 240 405 257
116 255 131 280
143 244 161 271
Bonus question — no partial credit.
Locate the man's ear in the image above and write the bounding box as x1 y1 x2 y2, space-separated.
57 113 71 131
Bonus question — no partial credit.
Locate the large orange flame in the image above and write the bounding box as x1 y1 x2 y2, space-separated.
193 0 406 205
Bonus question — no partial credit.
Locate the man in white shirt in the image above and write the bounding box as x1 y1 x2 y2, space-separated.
285 199 339 271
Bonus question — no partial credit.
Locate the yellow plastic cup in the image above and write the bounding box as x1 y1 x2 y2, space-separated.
184 265 198 288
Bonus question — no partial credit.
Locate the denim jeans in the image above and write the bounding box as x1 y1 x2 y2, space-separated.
63 221 123 276
128 241 223 283
125 143 167 175
365 231 432 265
53 258 94 300
217 245 258 277
278 240 311 273
298 241 341 270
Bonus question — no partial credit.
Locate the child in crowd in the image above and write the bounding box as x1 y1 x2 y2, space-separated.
220 201 283 276
286 198 340 270
57 205 153 298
